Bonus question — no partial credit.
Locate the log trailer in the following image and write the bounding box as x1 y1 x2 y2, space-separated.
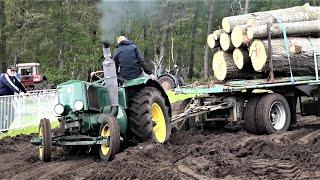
171 76 320 134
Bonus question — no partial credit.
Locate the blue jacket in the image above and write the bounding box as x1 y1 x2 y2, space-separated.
113 40 152 80
0 73 27 96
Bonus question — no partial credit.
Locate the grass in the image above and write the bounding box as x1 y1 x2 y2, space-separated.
0 120 59 139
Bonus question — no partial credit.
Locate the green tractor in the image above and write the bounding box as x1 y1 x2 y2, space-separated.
31 76 172 161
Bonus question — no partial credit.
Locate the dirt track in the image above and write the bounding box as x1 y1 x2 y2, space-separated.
1 116 320 180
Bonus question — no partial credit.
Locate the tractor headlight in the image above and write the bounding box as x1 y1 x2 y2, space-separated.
74 100 84 111
54 104 65 115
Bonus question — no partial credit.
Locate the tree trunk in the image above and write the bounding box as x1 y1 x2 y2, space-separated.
188 8 199 79
231 25 250 48
160 6 173 61
244 0 250 14
0 1 6 72
222 3 320 33
247 20 320 40
212 50 253 81
204 0 215 79
249 38 320 76
58 1 64 71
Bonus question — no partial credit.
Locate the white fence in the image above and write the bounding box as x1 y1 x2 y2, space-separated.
0 90 57 131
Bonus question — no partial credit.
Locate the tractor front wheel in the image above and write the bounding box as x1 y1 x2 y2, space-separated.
128 87 171 143
39 118 52 162
99 116 120 161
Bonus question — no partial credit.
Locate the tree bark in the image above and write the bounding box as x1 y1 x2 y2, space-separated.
0 1 6 72
188 7 199 79
204 0 215 79
212 50 253 81
160 6 173 61
58 1 64 71
247 20 320 40
222 3 320 33
247 3 320 27
249 38 320 76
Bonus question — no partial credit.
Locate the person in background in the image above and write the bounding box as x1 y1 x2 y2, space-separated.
113 36 155 80
0 65 26 96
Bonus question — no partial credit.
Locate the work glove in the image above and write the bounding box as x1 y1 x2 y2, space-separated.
149 74 157 80
103 41 110 48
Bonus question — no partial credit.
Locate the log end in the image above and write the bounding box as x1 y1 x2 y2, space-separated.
222 17 231 33
249 40 267 72
212 51 227 81
233 48 244 69
213 29 222 41
207 34 216 48
231 26 244 48
247 18 255 27
220 33 233 51
247 26 254 40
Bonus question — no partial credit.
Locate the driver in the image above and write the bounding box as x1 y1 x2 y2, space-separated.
113 36 155 80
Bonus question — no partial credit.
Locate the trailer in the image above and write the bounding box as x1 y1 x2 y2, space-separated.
171 76 320 134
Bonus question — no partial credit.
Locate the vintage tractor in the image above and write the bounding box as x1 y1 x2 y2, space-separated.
31 75 172 161
16 63 51 90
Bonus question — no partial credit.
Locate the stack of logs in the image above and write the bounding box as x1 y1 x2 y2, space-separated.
208 3 320 81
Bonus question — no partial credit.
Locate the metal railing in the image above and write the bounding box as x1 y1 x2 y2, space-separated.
0 89 57 132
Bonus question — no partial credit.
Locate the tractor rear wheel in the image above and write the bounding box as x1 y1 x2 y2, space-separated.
128 87 171 143
34 81 48 90
39 118 52 162
158 75 176 90
98 115 120 161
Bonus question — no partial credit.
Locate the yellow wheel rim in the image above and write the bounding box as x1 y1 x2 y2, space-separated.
151 103 167 143
39 126 43 159
100 124 111 156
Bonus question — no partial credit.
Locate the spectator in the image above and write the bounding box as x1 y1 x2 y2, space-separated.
0 65 26 96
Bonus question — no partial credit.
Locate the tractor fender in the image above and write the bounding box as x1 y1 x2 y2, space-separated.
158 74 179 87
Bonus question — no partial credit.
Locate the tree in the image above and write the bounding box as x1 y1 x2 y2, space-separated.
0 1 6 71
203 0 215 79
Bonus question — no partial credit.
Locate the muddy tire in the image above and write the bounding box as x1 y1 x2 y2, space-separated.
98 116 120 161
34 81 48 90
256 93 291 134
128 87 171 143
244 96 261 134
158 75 176 90
39 118 52 162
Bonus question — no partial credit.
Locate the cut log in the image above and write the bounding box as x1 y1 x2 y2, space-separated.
213 29 224 40
212 50 252 81
220 33 234 51
231 25 251 48
247 3 320 27
222 3 320 33
249 38 320 76
233 48 250 70
207 33 217 48
247 20 320 40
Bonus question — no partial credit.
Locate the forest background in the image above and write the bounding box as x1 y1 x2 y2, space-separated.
0 0 319 84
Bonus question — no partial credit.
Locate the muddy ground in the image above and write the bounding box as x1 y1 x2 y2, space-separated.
1 116 320 180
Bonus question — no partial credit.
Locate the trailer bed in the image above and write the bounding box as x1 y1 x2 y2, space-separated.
175 76 320 94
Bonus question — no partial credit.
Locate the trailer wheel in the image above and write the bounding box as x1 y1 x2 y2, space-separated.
128 87 171 143
256 93 291 134
99 116 120 161
244 96 261 134
158 75 176 90
34 81 48 90
39 118 52 162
